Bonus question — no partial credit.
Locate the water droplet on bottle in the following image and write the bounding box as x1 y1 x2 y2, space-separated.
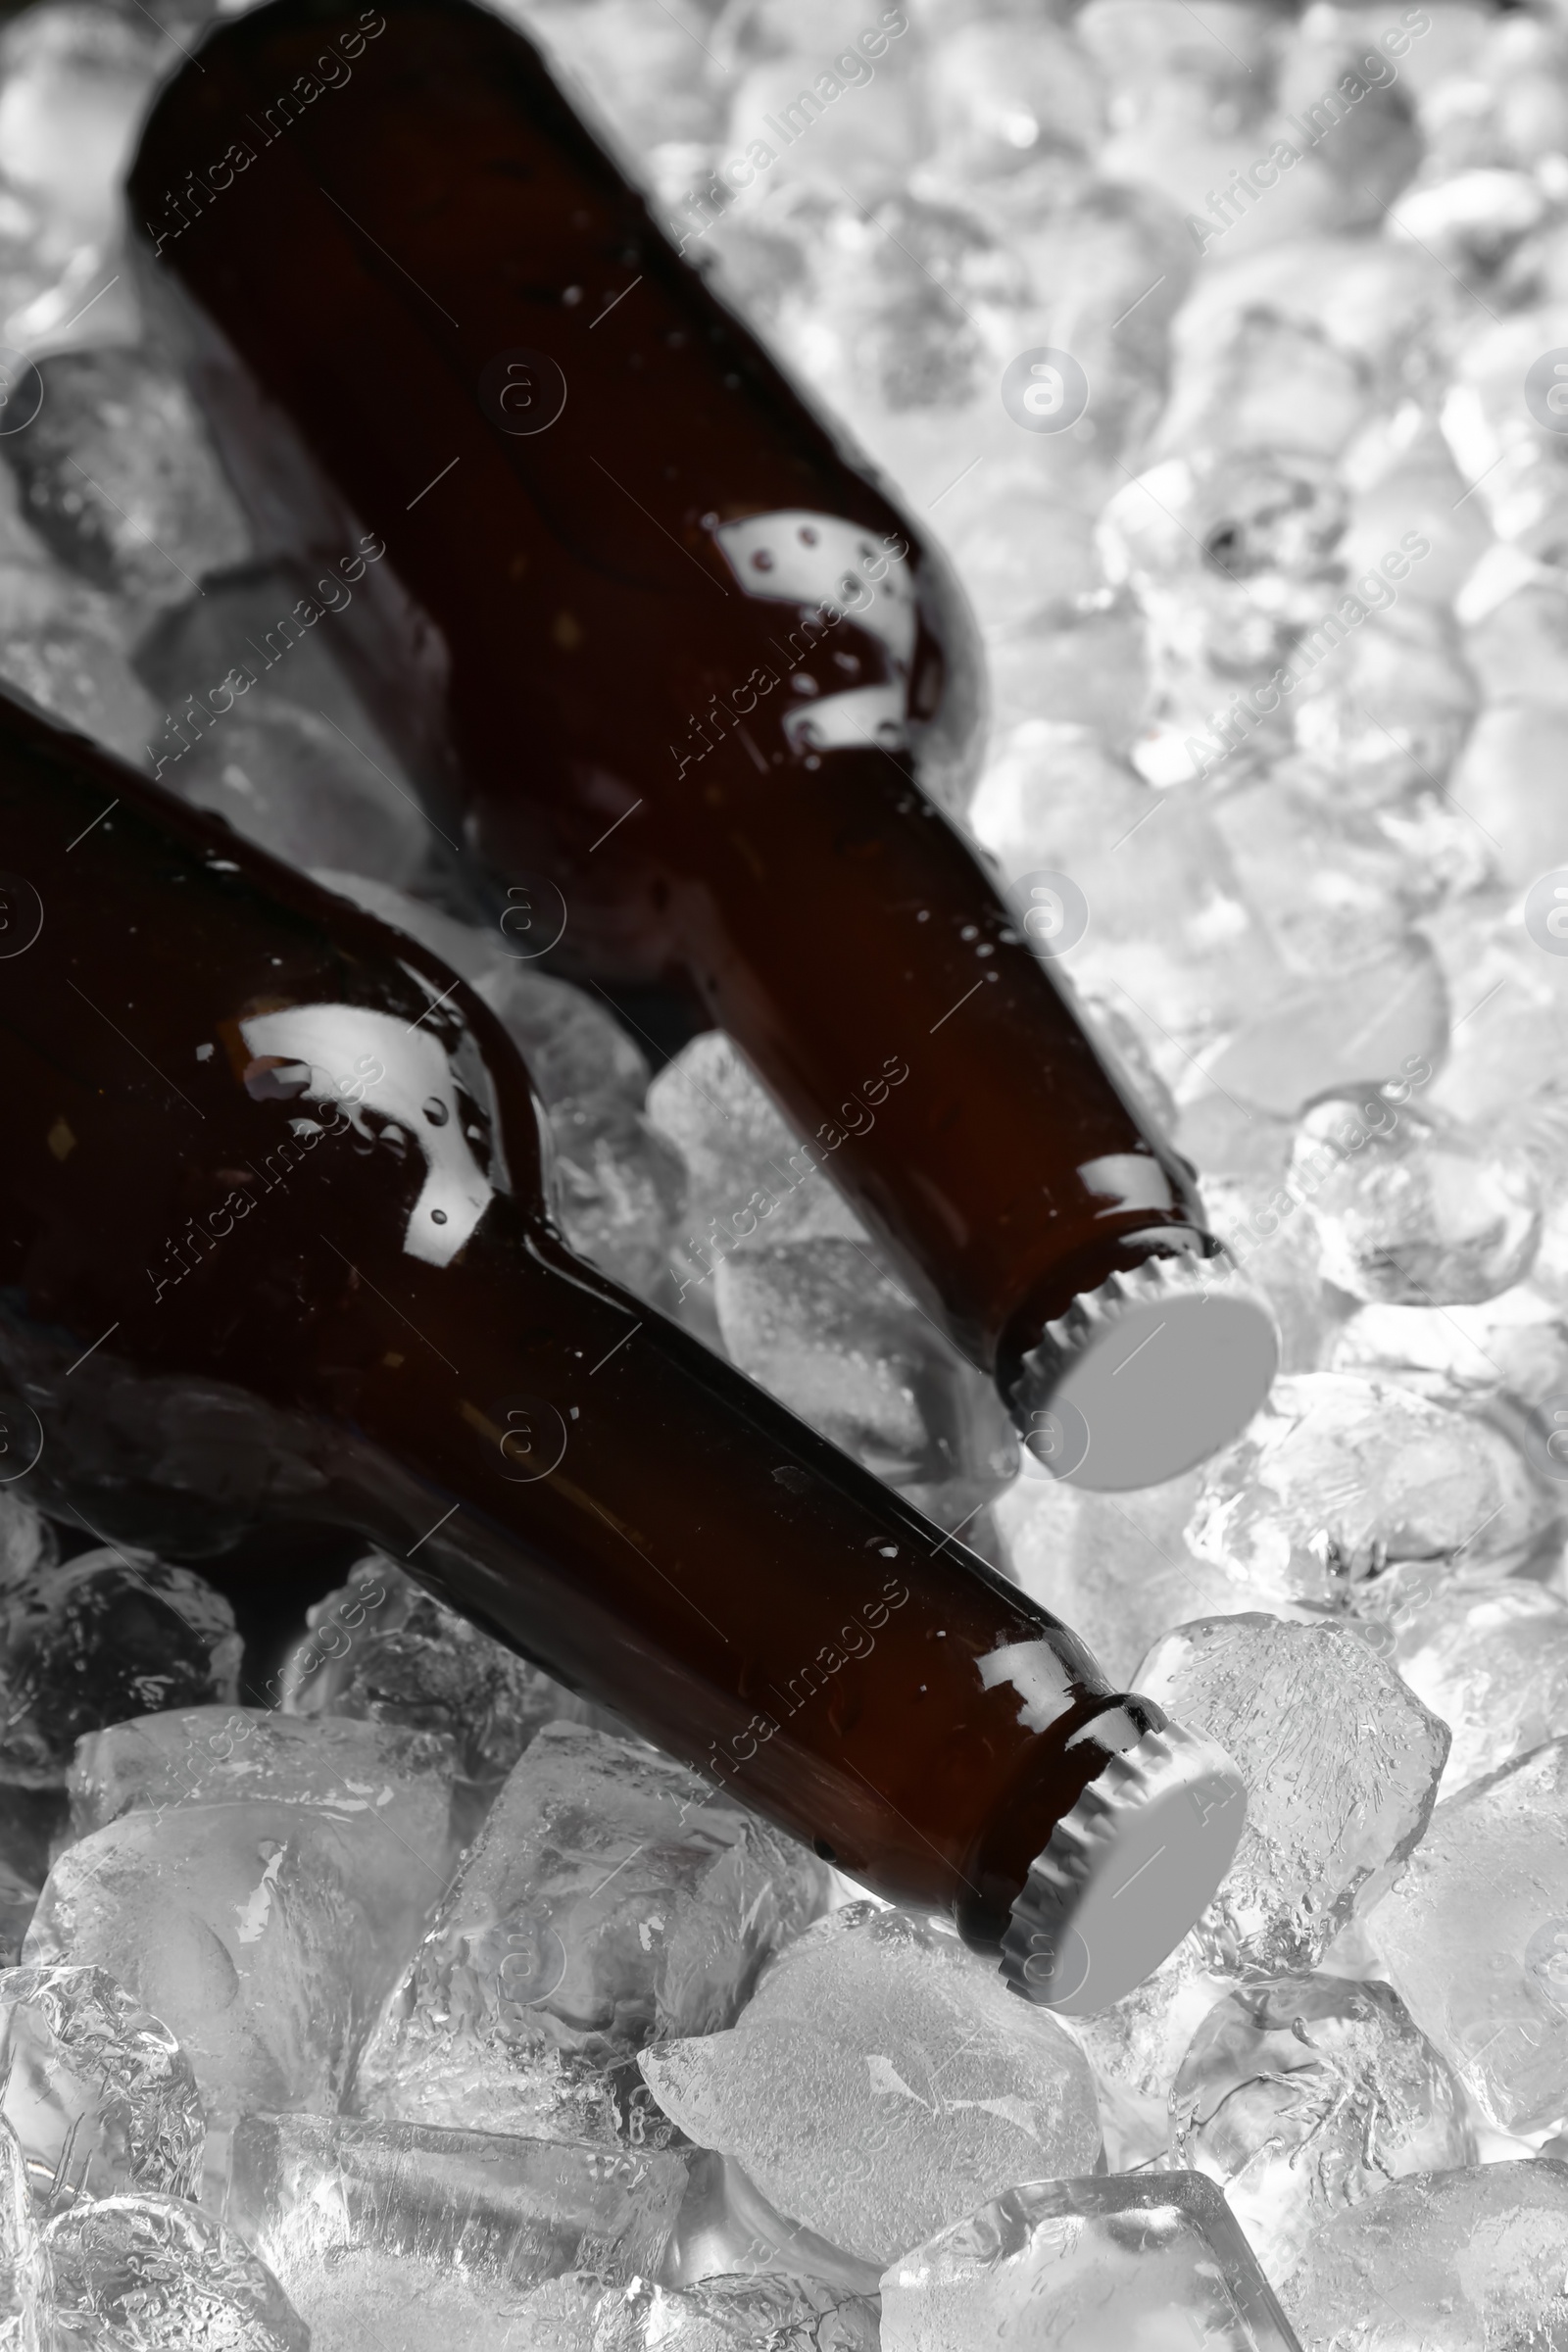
422 1097 449 1126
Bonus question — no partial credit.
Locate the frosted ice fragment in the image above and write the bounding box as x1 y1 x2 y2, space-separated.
0 1963 203 2213
1281 2161 1568 2351
641 1904 1101 2269
42 2192 307 2351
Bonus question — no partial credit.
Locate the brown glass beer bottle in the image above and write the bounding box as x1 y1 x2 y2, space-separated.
0 685 1243 2009
125 0 1277 1490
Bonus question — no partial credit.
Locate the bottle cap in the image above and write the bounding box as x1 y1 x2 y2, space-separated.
1013 1240 1277 1492
1001 1711 1247 2016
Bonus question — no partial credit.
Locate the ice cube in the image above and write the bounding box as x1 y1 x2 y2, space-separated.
1056 1929 1231 2171
601 2271 880 2349
1186 1373 1547 1608
1281 2161 1568 2351
0 2 165 259
69 1704 461 1867
0 1962 204 2214
1226 768 1456 990
278 1554 612 1809
1367 1736 1568 2133
1290 604 1479 805
533 0 723 153
277 1556 614 1817
1198 941 1448 1122
995 1465 1291 1690
794 192 1040 512
1171 1976 1474 2279
133 570 433 889
1154 306 1373 465
0 591 161 763
1290 1096 1542 1306
662 2146 883 2296
1135 1614 1450 1972
647 1033 871 1266
1448 697 1568 893
879 2170 1303 2352
0 2113 38 2341
923 15 1102 182
1062 1926 1228 2108
41 2191 308 2351
25 1790 454 2118
1328 1288 1568 1415
640 1904 1101 2269
967 720 1288 1075
354 1722 830 2146
1198 1175 1338 1375
1101 447 1347 651
0 1787 66 1968
211 2109 687 2351
0 1494 53 1592
547 1092 689 1302
713 1242 1018 1530
1380 1578 1568 1794
0 1548 241 1788
0 349 249 605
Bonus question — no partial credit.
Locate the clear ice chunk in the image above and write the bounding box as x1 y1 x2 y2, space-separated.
1328 1288 1568 1416
353 1722 830 2146
1290 1096 1543 1306
0 585 160 763
1186 1372 1547 1608
0 1549 242 1787
1381 1579 1568 1795
133 570 432 890
1199 942 1448 1123
1171 1975 1475 2279
995 1464 1292 1690
277 1556 597 1800
0 1962 204 2214
25 1788 455 2119
967 719 1288 1075
661 2146 885 2296
647 1032 872 1275
0 349 249 604
211 2109 687 2351
879 2170 1303 2352
41 2191 308 2351
0 1494 54 1592
0 2111 37 2342
713 1241 1018 1530
1281 2161 1568 2351
69 1702 462 1865
278 1556 613 1815
542 1090 689 1302
640 1903 1102 2270
1062 1927 1232 2116
600 2271 880 2349
1367 1735 1568 2134
0 1787 67 1971
1135 1613 1450 1972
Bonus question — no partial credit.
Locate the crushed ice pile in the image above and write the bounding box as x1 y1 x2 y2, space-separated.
8 0 1568 2340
